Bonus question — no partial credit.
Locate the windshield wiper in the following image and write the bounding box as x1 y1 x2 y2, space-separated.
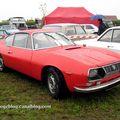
44 33 63 46
44 33 56 39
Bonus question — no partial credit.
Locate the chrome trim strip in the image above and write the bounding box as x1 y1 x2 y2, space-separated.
74 77 120 93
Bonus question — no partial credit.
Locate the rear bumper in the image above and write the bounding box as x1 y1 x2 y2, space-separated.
74 77 120 93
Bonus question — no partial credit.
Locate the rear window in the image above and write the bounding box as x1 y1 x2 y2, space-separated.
86 25 94 29
99 30 112 42
112 29 120 43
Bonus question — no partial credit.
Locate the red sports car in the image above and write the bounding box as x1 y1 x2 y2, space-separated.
0 29 120 99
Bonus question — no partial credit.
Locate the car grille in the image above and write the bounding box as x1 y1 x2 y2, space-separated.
104 62 120 75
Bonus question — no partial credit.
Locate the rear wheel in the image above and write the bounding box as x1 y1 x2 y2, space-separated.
47 67 67 99
0 57 5 72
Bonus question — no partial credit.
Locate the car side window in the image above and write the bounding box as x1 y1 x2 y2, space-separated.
86 25 94 29
112 29 120 43
65 26 76 36
98 30 112 42
26 35 32 49
4 31 8 35
13 33 28 48
75 25 86 34
6 35 14 46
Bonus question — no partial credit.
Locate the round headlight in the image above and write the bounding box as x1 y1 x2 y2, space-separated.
89 69 98 78
89 68 106 81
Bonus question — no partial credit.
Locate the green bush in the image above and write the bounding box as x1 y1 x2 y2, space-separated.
112 20 120 26
0 21 9 26
26 20 36 26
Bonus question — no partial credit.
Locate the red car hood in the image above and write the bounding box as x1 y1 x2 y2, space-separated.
49 45 120 67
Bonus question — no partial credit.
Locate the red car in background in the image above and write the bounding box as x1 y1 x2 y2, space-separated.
0 29 120 99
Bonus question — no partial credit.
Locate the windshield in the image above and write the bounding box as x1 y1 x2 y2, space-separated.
33 32 74 49
64 25 86 36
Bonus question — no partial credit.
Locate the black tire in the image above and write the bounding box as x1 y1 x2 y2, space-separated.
0 56 5 72
47 67 67 99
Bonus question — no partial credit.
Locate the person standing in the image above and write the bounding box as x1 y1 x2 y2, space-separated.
98 19 108 35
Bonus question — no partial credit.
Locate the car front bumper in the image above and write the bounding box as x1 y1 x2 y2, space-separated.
74 77 120 93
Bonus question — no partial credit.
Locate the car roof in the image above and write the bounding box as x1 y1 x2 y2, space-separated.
108 26 120 29
17 29 58 34
44 23 81 27
101 26 120 32
80 24 95 25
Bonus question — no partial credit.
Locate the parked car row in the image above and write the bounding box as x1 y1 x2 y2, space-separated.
0 23 99 41
0 29 120 99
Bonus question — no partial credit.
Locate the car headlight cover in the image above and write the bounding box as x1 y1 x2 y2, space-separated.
89 69 98 78
89 68 106 81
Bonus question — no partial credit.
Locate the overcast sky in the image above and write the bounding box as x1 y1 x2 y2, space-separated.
0 0 119 21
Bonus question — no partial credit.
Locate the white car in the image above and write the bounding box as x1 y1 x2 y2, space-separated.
80 24 98 34
75 26 120 53
0 25 20 35
43 23 98 41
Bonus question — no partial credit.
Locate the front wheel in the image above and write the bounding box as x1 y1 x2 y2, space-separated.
47 67 67 99
0 57 5 72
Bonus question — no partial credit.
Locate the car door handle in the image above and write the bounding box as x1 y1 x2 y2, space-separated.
107 46 113 48
8 51 12 54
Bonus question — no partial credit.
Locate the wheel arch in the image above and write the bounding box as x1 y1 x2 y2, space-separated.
41 65 67 86
41 65 69 98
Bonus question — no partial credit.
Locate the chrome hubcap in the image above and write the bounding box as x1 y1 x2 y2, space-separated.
48 73 57 94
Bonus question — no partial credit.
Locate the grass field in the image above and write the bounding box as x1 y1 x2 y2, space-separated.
0 69 120 120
